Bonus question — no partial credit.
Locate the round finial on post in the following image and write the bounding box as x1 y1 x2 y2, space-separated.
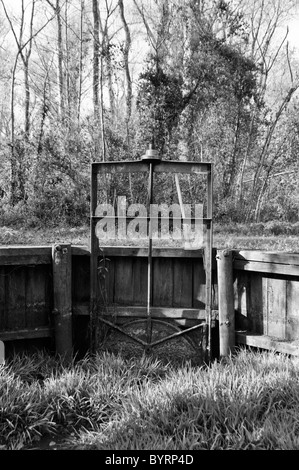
141 143 161 162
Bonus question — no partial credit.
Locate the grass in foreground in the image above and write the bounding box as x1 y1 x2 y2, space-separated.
1 348 299 450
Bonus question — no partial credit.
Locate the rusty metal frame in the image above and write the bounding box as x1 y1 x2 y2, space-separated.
90 159 213 359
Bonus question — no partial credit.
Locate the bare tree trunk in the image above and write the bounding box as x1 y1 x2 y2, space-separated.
77 0 84 123
118 0 132 142
245 85 299 222
223 100 242 198
92 0 101 160
65 0 71 124
10 57 18 205
56 0 65 121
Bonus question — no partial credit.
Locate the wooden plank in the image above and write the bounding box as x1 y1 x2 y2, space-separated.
236 332 299 356
234 259 299 276
234 271 249 330
7 267 26 330
0 327 52 341
217 250 235 357
72 256 90 304
25 266 50 328
265 278 287 339
0 247 51 265
173 258 193 308
110 306 209 319
153 258 173 307
248 273 264 335
193 258 206 309
132 258 147 306
113 257 134 305
52 244 73 359
72 302 213 319
234 251 299 266
286 279 299 341
72 246 90 256
98 255 115 305
97 247 205 259
0 267 6 331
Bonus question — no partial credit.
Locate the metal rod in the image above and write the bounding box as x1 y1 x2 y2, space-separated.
97 317 207 348
146 161 154 346
206 166 213 363
90 164 98 352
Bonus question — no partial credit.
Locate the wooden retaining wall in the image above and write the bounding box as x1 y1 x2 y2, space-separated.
0 246 299 357
233 251 299 355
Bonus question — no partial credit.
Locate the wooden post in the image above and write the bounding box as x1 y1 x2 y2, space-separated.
52 244 73 361
216 249 235 357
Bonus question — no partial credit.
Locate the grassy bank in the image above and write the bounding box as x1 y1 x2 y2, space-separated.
1 349 299 450
0 221 298 251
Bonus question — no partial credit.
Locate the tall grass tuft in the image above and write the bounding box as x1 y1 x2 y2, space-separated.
1 348 299 450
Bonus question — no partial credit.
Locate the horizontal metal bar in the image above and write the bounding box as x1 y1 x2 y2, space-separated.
93 161 149 174
98 317 207 348
153 161 212 175
92 160 212 175
98 317 149 347
149 322 207 347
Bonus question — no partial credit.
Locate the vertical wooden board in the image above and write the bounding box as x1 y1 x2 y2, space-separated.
0 267 6 331
264 277 287 339
113 257 134 305
248 273 264 334
92 254 114 307
25 266 49 328
173 258 192 308
233 271 249 330
212 269 218 310
152 258 173 307
102 256 115 304
193 259 206 309
72 256 90 303
286 279 299 341
132 258 147 306
52 244 72 359
45 265 53 320
7 267 26 330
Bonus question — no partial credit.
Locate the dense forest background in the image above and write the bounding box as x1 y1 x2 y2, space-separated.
0 0 298 229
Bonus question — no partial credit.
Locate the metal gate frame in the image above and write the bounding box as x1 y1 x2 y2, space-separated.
90 153 213 361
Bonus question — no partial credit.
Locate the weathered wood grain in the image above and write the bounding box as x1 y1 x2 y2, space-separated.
52 244 73 359
0 247 51 265
234 271 249 331
234 259 299 276
217 250 235 357
132 258 147 306
113 256 134 305
7 267 26 330
236 332 299 356
153 258 173 307
264 278 287 339
25 266 50 328
286 279 299 341
0 327 52 341
234 251 299 266
193 258 206 309
248 273 264 335
0 267 6 331
173 258 193 308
